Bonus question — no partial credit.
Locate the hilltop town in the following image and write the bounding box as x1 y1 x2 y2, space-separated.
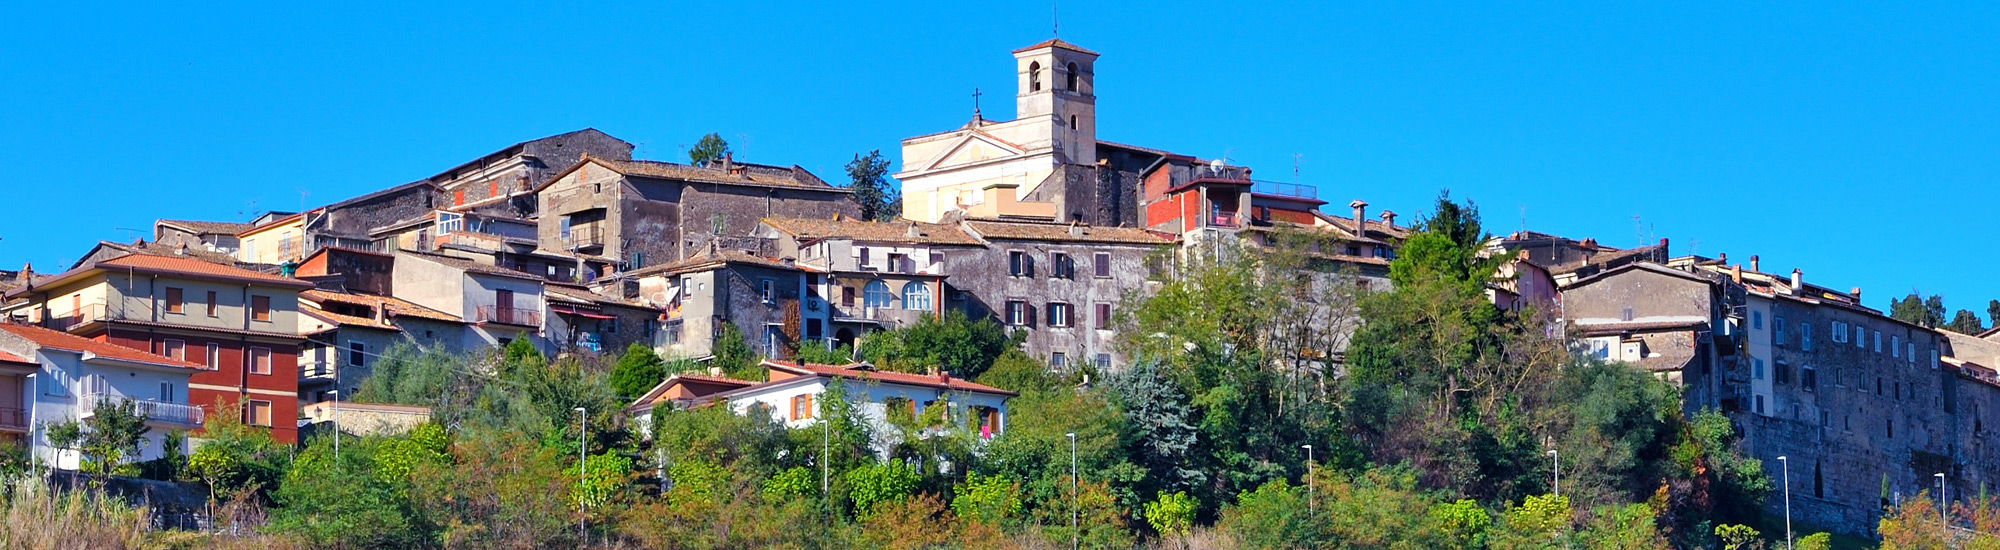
2 38 1997 549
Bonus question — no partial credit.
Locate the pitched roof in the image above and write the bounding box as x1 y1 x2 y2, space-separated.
398 251 542 281
300 304 398 331
762 360 1017 396
762 218 982 246
90 240 242 270
1012 38 1100 56
962 220 1173 245
9 252 310 299
0 350 33 365
0 323 204 370
624 373 760 412
156 219 255 236
302 289 462 323
544 284 651 309
624 248 799 279
553 156 844 193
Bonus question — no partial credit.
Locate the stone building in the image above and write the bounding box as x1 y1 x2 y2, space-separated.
535 155 858 272
390 251 549 353
623 248 808 361
948 219 1172 372
544 283 657 355
1558 254 1999 535
152 220 252 257
429 128 633 218
296 287 463 405
756 217 987 350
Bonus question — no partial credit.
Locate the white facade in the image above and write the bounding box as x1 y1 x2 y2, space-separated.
17 349 200 470
720 368 1013 455
1745 294 1775 417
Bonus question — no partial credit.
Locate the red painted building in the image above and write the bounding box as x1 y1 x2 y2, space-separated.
5 253 311 442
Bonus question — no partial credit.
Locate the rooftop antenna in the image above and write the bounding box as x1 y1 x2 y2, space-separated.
972 88 983 119
1052 0 1059 38
1292 153 1303 184
297 188 310 213
115 227 144 243
1518 205 1526 236
735 133 752 161
1631 215 1645 244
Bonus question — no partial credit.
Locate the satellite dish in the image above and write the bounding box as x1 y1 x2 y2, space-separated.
1208 158 1225 174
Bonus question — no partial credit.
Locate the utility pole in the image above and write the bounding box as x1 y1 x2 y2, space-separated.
575 407 588 548
1301 444 1314 515
1067 432 1078 550
1778 456 1791 550
1547 449 1560 498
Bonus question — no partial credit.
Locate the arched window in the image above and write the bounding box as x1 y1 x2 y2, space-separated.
1029 62 1042 92
1065 62 1079 91
902 281 932 311
863 280 893 308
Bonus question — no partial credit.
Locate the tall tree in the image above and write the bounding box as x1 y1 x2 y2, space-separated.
1890 293 1948 328
609 344 668 402
1989 299 2000 330
1946 310 1986 335
1925 295 1948 328
688 133 731 166
845 150 900 221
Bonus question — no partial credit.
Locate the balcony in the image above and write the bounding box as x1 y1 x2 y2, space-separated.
79 393 204 428
1251 180 1319 200
476 305 542 327
0 407 26 433
563 225 605 249
1210 211 1241 228
48 302 111 331
300 361 334 380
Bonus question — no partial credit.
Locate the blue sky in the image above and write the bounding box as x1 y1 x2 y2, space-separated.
3 2 1996 317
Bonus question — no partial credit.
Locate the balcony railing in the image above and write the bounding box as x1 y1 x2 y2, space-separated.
1251 180 1319 200
476 305 542 327
564 225 605 248
300 361 334 380
79 393 204 428
48 302 112 331
1210 211 1241 228
0 407 26 432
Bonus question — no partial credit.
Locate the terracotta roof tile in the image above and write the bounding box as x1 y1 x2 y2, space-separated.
301 304 398 331
545 284 651 309
1012 38 1099 55
156 219 255 236
962 220 1173 245
764 360 1017 396
399 251 542 281
589 158 842 191
625 248 798 279
302 289 462 323
0 323 204 370
9 252 309 299
0 350 32 365
763 218 982 246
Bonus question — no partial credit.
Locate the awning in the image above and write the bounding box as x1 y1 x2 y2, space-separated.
552 308 614 320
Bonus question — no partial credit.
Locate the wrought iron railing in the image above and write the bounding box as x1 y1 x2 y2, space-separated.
564 225 605 248
79 393 204 427
0 407 26 431
476 305 542 326
1251 180 1318 199
48 302 111 331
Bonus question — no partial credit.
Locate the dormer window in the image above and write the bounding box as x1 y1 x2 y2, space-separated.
1029 61 1042 92
1065 61 1079 91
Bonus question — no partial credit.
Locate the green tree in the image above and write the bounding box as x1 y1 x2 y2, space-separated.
187 400 290 501
1947 309 1986 335
860 309 1014 379
1891 293 1948 328
1988 299 2000 329
845 459 919 517
1796 532 1833 550
950 474 1024 526
712 322 760 380
688 132 730 166
608 343 667 402
1143 490 1196 536
47 399 151 476
845 149 900 221
1713 523 1762 550
269 434 430 548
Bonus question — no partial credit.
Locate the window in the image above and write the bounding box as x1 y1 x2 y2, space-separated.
1908 342 1916 363
559 217 572 240
1051 252 1074 279
1620 307 1634 322
1006 300 1029 327
760 280 775 304
1093 252 1111 277
1831 321 1846 343
1775 317 1786 341
205 343 220 369
902 282 932 311
1855 325 1865 348
438 212 464 234
1774 362 1789 384
1095 354 1111 370
1047 302 1073 328
41 366 67 396
1095 303 1112 329
1874 331 1881 353
1892 335 1901 357
1751 311 1763 330
1008 251 1035 277
857 246 872 270
665 320 684 345
251 295 271 322
790 394 815 421
764 325 783 357
162 339 185 361
165 287 184 313
1802 323 1812 350
1753 358 1765 380
1754 395 1766 415
1051 352 1068 369
1065 61 1079 91
159 382 173 403
206 291 218 317
1932 349 1940 370
247 400 273 427
1029 61 1042 92
349 341 366 367
250 347 272 375
805 319 822 341
863 280 893 308
1802 366 1817 391
885 397 916 422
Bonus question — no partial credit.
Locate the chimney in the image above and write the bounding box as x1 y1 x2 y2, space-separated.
1850 287 1862 301
1379 210 1397 227
907 223 924 239
708 366 724 377
1658 238 1668 259
722 152 734 173
1731 264 1742 283
1750 255 1760 273
1718 252 1727 264
1790 268 1802 293
1349 200 1369 236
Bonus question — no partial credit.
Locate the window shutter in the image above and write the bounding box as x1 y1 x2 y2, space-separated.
1066 304 1075 327
1026 303 1037 327
1024 254 1036 277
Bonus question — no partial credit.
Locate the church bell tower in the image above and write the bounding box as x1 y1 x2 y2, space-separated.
1013 39 1098 164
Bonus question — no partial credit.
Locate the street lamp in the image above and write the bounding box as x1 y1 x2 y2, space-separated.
1301 444 1314 515
1066 432 1078 550
1778 456 1791 550
1547 450 1560 498
1937 472 1948 528
575 407 588 547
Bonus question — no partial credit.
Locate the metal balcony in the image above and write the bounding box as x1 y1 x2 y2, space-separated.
48 302 111 332
476 305 542 327
564 225 605 248
79 393 204 428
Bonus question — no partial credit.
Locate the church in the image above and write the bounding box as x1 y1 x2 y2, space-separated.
893 38 1390 248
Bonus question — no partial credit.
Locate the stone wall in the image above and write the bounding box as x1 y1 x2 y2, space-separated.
942 239 1162 371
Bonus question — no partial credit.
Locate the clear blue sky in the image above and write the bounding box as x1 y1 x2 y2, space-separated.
3 2 1996 316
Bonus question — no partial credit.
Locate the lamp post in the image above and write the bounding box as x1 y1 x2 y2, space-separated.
1778 456 1791 550
1547 449 1560 498
575 406 587 547
1066 432 1078 550
1301 444 1314 515
1937 472 1948 528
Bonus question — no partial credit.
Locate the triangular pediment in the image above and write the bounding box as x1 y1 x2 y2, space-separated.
919 132 1027 173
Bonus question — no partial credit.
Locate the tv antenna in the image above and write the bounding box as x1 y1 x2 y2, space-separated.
1292 153 1303 184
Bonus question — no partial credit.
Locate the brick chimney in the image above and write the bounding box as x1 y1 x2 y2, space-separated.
1379 210 1397 227
1850 287 1862 301
1750 255 1760 273
1349 200 1369 236
1731 264 1742 283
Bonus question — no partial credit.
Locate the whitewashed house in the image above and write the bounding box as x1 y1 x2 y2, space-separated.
0 323 203 470
626 360 1016 450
